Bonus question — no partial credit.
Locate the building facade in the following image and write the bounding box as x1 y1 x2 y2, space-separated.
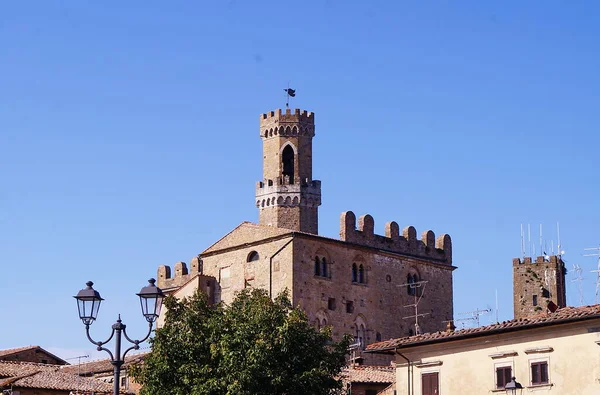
367 304 600 395
157 108 455 363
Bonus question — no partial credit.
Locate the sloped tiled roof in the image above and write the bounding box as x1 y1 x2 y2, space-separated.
0 345 68 365
0 346 38 358
0 361 128 393
341 365 395 384
61 352 147 375
0 361 57 377
201 222 293 255
367 304 600 353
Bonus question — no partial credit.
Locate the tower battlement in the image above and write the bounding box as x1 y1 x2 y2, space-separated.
157 256 202 289
260 109 315 138
260 108 314 123
512 255 563 266
256 179 321 209
513 255 566 319
339 211 452 264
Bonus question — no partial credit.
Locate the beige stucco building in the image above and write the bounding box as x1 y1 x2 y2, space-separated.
367 304 600 395
156 108 456 363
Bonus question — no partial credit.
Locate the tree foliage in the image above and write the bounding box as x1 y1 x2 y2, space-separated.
130 288 350 395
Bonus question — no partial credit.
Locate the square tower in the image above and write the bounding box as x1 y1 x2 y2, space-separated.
513 255 567 319
255 109 321 234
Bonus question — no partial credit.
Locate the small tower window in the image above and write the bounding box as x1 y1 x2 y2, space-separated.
352 263 358 283
321 257 328 278
282 145 295 184
314 257 321 276
407 273 420 296
247 251 259 262
358 264 365 284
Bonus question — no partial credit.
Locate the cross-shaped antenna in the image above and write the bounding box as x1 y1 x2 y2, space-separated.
571 264 585 306
397 280 429 334
584 247 600 304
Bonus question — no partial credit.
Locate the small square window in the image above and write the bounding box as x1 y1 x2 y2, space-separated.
531 361 549 385
346 301 354 314
328 298 336 311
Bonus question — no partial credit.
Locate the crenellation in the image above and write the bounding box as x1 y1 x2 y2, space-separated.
384 221 399 239
358 214 375 237
339 211 452 264
157 256 204 289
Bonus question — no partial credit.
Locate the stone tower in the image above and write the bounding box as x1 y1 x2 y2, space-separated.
513 255 567 319
255 109 321 234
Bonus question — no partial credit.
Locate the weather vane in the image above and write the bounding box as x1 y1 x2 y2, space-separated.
283 85 296 108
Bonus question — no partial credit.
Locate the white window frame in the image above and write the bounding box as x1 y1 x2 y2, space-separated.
528 356 551 386
420 368 441 395
493 361 514 390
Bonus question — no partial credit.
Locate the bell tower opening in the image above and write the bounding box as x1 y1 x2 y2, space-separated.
282 145 295 184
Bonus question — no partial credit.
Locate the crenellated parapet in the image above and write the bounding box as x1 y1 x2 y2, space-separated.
256 179 321 209
157 256 202 290
512 256 564 266
339 211 452 264
260 108 315 139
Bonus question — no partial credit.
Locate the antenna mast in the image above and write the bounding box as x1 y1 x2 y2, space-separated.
571 264 585 306
399 280 429 335
457 308 491 327
584 246 600 304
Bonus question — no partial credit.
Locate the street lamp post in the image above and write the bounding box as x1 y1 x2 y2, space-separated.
505 376 523 395
74 279 164 395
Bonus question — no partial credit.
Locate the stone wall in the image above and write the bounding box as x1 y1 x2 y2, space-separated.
293 234 454 365
513 255 566 319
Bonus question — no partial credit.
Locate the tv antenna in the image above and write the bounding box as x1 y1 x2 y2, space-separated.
398 280 429 335
584 247 600 304
456 308 492 328
65 354 89 377
571 264 585 306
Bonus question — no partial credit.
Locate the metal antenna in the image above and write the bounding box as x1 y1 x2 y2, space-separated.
571 264 585 306
65 354 89 378
495 289 499 323
584 247 600 304
528 224 532 257
398 280 429 334
520 224 525 258
457 308 492 327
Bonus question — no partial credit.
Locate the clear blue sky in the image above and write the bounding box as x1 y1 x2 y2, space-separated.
1 1 599 360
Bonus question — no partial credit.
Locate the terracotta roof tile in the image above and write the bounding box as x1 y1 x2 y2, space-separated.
367 304 600 353
0 346 38 358
0 361 130 393
0 361 58 377
341 365 395 384
60 352 147 375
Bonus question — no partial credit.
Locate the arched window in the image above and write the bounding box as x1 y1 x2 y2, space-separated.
247 251 259 262
358 264 365 284
321 257 328 278
407 273 421 296
314 257 321 276
407 274 415 295
282 145 295 184
354 316 367 350
352 263 358 283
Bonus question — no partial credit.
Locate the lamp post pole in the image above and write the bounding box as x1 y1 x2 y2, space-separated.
75 279 164 395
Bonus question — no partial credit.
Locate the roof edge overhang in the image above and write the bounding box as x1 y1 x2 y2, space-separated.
366 314 600 354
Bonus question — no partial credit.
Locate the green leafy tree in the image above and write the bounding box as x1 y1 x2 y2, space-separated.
130 288 350 395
